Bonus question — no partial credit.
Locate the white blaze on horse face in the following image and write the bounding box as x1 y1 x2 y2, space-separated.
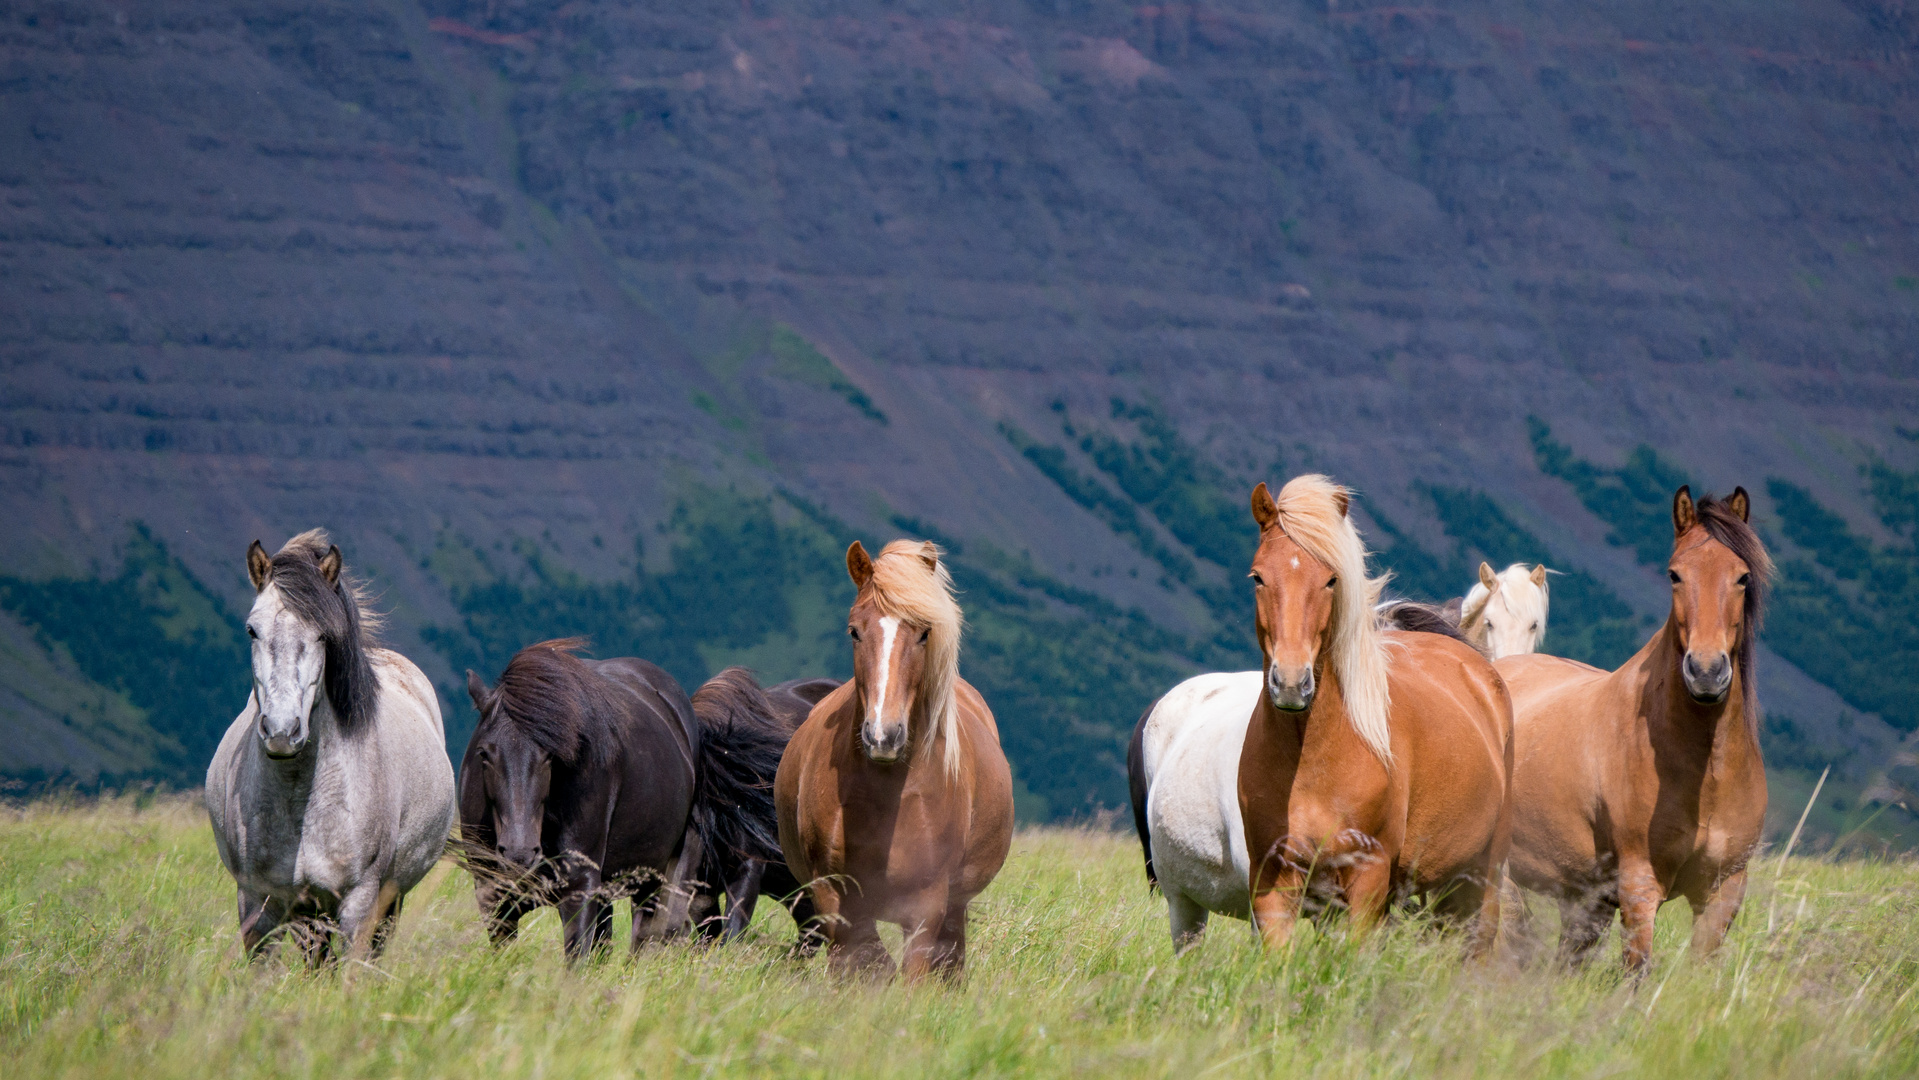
862 615 908 761
248 584 325 758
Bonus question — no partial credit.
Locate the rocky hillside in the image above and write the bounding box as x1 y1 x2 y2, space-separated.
3 0 1917 841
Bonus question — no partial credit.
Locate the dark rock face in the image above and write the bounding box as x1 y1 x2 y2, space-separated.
3 1 1917 805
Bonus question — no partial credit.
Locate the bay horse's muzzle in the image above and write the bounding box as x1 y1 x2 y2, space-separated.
1681 650 1733 704
1267 665 1316 712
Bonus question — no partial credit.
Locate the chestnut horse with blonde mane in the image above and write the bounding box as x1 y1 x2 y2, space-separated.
1239 476 1513 954
775 539 1014 979
1498 486 1771 971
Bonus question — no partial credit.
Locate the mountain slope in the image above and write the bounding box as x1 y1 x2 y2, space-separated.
3 0 1918 840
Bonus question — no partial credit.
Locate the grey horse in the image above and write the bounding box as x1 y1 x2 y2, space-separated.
205 530 456 961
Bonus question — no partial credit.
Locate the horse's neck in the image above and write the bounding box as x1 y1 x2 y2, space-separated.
1638 621 1756 767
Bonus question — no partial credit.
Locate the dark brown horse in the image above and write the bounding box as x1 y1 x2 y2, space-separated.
1239 476 1512 955
1498 487 1771 971
775 540 1014 980
458 640 795 959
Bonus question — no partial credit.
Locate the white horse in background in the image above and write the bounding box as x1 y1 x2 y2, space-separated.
205 530 456 962
1459 562 1550 660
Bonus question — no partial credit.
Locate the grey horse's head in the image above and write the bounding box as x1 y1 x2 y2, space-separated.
244 531 378 758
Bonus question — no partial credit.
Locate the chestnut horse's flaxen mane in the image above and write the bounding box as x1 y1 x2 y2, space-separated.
1269 475 1394 765
862 540 965 778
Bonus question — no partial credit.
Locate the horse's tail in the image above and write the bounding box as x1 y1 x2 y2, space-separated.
1127 698 1159 891
1379 600 1488 657
689 668 790 884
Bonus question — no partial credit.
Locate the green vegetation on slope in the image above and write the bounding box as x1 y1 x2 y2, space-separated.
1765 471 1919 733
1529 417 1691 564
0 527 247 785
1372 486 1648 670
4 798 1916 1079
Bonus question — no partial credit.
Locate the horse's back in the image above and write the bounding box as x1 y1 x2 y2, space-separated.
1385 633 1512 884
1142 671 1261 920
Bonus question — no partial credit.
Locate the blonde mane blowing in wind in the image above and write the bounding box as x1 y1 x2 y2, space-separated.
863 540 965 779
1270 475 1394 764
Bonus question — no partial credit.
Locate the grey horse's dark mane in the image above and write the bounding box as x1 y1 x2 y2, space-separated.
1694 493 1773 730
269 529 380 733
481 639 616 769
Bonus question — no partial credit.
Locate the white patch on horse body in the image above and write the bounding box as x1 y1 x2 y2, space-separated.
1140 671 1265 937
1290 556 1299 569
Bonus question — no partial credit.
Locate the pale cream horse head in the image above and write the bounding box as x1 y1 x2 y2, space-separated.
1459 562 1549 660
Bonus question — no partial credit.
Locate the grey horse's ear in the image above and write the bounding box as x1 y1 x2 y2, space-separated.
467 670 488 712
318 545 343 586
1672 485 1696 537
1479 562 1499 591
1531 564 1549 588
1728 486 1751 522
247 540 271 592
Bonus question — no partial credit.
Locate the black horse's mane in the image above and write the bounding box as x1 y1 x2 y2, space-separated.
483 639 618 769
1694 493 1773 728
269 529 380 733
1378 600 1486 656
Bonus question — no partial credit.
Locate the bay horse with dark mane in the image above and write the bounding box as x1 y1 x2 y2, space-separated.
1498 487 1771 971
775 540 1014 979
1238 476 1513 955
459 640 803 959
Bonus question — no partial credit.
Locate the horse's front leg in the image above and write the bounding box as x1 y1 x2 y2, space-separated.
1687 867 1748 959
237 888 284 959
338 880 401 962
825 893 893 980
1249 835 1306 951
635 827 703 944
1336 834 1393 937
1616 857 1663 974
896 886 953 982
721 859 768 942
558 872 611 961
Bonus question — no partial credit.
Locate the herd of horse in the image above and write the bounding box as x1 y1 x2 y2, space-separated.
204 474 1770 979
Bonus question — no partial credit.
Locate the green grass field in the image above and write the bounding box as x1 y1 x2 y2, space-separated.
3 797 1915 1078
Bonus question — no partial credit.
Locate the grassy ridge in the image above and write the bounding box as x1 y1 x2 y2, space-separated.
4 798 1916 1078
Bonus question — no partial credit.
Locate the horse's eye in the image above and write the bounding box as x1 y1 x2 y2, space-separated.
847 626 860 641
1737 573 1750 587
1669 570 1682 584
246 625 258 640
1249 572 1264 587
1531 623 1540 632
1326 575 1338 589
919 628 930 644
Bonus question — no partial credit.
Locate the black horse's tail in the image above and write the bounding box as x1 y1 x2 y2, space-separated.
689 668 791 884
1127 698 1159 891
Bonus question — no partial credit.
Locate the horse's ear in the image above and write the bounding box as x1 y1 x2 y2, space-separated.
846 541 874 589
1441 596 1464 622
1530 564 1549 588
1332 488 1349 518
1250 483 1279 531
918 541 940 571
1672 485 1697 537
1728 486 1751 522
466 670 488 712
318 545 343 586
1478 562 1498 591
247 540 271 592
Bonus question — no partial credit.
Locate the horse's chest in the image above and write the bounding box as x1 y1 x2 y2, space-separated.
235 764 371 902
